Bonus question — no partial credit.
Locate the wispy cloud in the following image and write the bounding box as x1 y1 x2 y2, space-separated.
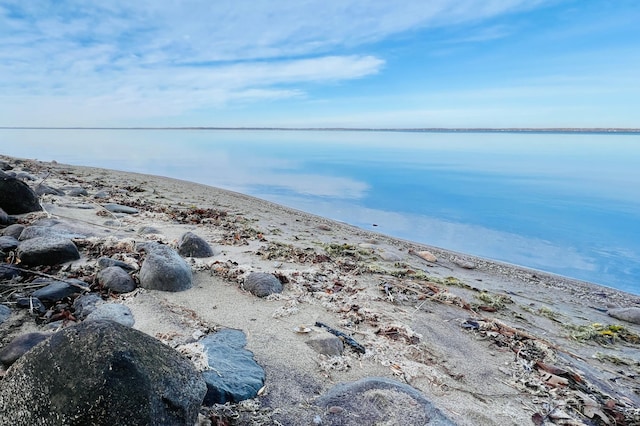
0 0 548 125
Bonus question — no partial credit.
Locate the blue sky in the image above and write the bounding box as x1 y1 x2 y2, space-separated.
1 0 638 128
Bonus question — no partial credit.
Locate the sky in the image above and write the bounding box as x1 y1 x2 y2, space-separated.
1 0 639 128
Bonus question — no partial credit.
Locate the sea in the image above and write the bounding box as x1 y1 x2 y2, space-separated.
2 128 639 295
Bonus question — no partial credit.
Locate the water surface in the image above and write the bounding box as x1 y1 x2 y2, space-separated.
2 129 639 294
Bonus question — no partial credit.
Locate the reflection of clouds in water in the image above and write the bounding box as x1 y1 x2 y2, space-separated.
258 194 598 275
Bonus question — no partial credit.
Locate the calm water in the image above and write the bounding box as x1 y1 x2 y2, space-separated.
2 129 639 295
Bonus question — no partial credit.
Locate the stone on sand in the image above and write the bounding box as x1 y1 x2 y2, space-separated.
243 272 283 297
0 172 42 214
138 242 193 292
607 307 640 325
17 235 80 266
177 231 216 258
97 266 137 293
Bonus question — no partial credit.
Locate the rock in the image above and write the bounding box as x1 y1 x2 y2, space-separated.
138 226 161 235
608 307 640 325
138 243 192 292
0 160 11 171
416 250 437 262
97 266 136 293
72 293 105 319
64 186 88 196
85 303 135 327
15 297 47 314
0 332 50 367
0 174 42 214
0 263 20 280
98 256 137 271
453 257 476 269
0 321 207 425
0 207 8 225
17 235 80 266
315 377 455 425
16 172 36 181
35 183 65 196
104 203 139 214
0 304 10 323
243 272 283 297
0 235 19 252
178 231 216 258
306 335 344 356
31 279 84 303
1 223 24 239
18 225 86 241
93 190 110 199
378 249 403 262
200 329 265 405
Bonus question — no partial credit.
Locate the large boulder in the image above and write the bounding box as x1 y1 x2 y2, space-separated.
17 236 80 266
138 243 192 292
0 320 207 425
0 173 42 214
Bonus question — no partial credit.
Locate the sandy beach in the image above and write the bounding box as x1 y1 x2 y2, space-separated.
1 155 639 425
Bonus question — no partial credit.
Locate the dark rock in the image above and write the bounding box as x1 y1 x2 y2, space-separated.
138 243 192 292
1 223 25 239
104 203 139 214
97 266 136 293
98 256 137 271
17 235 80 266
243 272 283 297
85 303 135 327
0 174 42 214
201 329 265 405
315 377 455 425
608 307 640 325
31 279 83 302
16 297 47 314
0 304 10 323
72 293 105 319
64 186 88 196
18 225 86 241
16 172 36 181
0 160 11 171
0 263 20 281
306 335 344 356
0 207 8 225
35 183 65 196
0 235 19 252
0 332 49 367
0 321 207 425
178 231 216 258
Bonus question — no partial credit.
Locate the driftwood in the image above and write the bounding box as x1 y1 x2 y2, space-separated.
315 321 366 354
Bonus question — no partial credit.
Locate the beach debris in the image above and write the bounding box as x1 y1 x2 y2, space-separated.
375 325 421 345
565 322 640 345
293 324 312 333
474 291 513 311
315 321 366 354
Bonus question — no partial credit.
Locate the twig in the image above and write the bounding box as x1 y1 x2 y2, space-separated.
315 321 366 354
2 265 90 292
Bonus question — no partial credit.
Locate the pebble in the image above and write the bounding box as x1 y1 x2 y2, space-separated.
306 335 344 356
72 293 106 319
97 256 137 271
15 297 47 315
31 279 84 303
103 203 139 214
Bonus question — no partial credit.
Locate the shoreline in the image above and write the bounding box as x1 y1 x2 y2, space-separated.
2 154 639 425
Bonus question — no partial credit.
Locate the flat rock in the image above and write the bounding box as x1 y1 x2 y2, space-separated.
138 242 193 292
15 297 47 315
72 293 106 319
243 272 283 297
416 250 437 262
104 203 139 214
0 332 50 367
35 183 65 196
178 231 216 258
0 235 19 252
31 279 83 303
98 256 137 271
315 377 455 426
18 225 86 241
306 335 344 356
97 266 136 293
452 257 476 269
85 303 135 327
64 186 88 196
0 174 42 214
0 321 206 425
378 249 404 262
17 235 80 266
201 329 265 405
0 304 10 323
1 224 24 239
607 307 640 325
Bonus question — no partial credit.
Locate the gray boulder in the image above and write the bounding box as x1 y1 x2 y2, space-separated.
138 243 192 292
201 329 265 405
0 320 207 425
178 231 215 258
0 235 19 253
31 279 83 303
243 272 283 297
97 266 136 293
72 293 105 319
315 377 455 426
1 224 24 239
17 236 80 266
85 303 135 327
0 174 42 214
0 332 49 367
0 304 10 324
608 307 640 325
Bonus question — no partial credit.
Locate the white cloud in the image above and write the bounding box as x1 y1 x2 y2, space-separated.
0 0 548 125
